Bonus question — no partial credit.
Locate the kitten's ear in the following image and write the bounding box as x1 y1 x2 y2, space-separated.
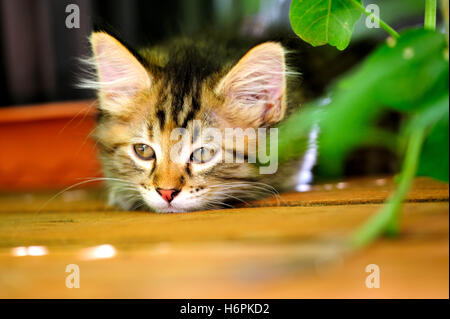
85 32 151 115
215 42 287 127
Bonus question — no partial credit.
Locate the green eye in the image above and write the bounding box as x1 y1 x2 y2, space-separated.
133 144 155 160
191 147 215 164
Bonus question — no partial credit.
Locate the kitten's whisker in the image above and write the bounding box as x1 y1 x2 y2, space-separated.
34 176 140 215
208 189 252 206
209 181 281 201
202 198 233 209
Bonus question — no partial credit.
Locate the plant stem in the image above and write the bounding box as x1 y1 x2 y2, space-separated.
425 0 437 30
350 127 427 249
441 0 449 46
347 0 400 38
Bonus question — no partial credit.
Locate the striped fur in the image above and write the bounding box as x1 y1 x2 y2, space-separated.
82 31 315 213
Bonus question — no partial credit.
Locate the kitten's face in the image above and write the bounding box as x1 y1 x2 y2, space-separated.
95 89 257 212
86 32 287 212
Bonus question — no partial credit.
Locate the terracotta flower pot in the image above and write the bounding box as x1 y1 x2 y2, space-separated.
0 100 102 191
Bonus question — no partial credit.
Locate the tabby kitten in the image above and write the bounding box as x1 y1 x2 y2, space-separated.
82 31 316 213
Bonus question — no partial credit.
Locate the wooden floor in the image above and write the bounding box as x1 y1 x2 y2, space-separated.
0 177 448 298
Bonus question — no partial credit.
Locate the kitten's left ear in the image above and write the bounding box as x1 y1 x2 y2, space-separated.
85 32 152 115
215 42 287 127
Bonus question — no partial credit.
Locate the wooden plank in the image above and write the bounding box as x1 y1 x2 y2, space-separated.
0 177 448 213
0 177 448 298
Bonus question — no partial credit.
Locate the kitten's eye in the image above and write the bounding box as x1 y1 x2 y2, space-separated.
133 144 155 160
191 147 215 164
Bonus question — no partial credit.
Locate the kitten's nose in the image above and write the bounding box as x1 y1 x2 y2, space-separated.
156 188 180 203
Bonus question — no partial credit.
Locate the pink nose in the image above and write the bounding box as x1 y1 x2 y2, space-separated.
156 188 180 203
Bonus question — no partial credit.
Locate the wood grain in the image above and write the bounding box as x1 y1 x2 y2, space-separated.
0 177 448 298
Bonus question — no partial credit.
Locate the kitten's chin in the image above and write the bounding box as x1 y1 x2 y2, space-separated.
155 206 188 214
144 201 192 213
141 193 204 213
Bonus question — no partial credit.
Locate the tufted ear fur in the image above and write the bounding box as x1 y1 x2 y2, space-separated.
215 42 287 127
80 32 151 115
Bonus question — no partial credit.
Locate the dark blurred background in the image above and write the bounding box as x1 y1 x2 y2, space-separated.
0 0 292 106
0 0 428 108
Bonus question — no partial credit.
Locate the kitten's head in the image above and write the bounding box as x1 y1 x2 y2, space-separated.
83 32 289 212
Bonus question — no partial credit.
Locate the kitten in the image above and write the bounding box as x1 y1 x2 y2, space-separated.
81 31 317 213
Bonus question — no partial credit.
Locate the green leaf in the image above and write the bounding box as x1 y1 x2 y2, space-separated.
370 31 448 111
275 29 449 178
336 29 448 108
407 93 450 131
314 29 448 176
276 106 320 165
289 0 362 50
416 94 450 182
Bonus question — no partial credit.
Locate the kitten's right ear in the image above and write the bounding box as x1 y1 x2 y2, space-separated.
82 32 151 115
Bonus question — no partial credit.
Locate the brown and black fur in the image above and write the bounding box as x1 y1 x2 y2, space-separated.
84 31 313 212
